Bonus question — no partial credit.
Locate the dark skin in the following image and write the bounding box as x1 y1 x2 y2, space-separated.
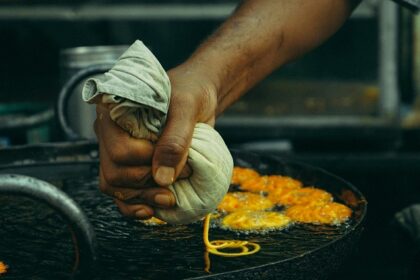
95 0 362 219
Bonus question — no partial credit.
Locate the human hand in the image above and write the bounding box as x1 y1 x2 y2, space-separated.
95 63 218 220
95 104 177 219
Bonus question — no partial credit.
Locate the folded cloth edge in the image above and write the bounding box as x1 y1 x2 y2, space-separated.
81 40 171 134
82 77 169 116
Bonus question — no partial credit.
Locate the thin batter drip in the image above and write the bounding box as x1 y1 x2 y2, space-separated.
203 214 261 257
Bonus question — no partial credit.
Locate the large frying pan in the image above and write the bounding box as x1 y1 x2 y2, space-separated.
0 142 367 280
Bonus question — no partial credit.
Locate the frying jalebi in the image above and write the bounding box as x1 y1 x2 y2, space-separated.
221 210 292 231
285 202 352 225
268 187 332 207
231 167 260 185
217 192 274 213
240 175 303 193
134 166 352 272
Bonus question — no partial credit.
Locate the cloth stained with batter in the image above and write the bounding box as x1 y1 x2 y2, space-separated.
82 40 233 224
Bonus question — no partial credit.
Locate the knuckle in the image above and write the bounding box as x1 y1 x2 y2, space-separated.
157 136 188 157
103 171 121 187
172 93 196 108
116 204 131 216
133 189 148 201
108 145 129 163
137 169 153 185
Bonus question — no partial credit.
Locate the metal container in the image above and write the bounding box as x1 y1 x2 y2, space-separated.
59 45 128 140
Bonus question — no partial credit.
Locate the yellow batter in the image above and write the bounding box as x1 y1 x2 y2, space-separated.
140 217 167 226
217 192 274 213
231 167 260 185
285 202 352 225
268 187 333 207
240 175 303 193
221 210 292 231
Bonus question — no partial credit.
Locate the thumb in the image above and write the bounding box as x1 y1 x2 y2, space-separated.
152 106 196 187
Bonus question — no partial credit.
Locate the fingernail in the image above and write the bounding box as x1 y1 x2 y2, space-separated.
135 208 149 219
155 166 175 186
154 194 173 207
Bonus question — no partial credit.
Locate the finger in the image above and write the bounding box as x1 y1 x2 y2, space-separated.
96 104 154 166
99 168 142 199
152 98 197 186
98 136 156 189
115 199 154 220
99 169 176 208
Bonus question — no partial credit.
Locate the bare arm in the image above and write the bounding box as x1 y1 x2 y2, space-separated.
181 0 361 115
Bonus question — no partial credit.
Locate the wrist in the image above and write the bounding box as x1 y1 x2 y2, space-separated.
167 63 219 124
176 58 222 95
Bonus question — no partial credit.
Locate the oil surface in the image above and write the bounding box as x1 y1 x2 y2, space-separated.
0 162 362 280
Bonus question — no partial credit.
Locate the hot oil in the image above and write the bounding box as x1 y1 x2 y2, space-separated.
0 163 357 280
0 196 75 279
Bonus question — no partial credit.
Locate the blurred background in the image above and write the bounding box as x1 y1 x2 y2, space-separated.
0 0 410 148
0 0 420 279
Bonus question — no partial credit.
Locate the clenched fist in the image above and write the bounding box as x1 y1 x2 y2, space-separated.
95 64 218 220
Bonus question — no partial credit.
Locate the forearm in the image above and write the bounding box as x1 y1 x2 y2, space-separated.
181 0 360 115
